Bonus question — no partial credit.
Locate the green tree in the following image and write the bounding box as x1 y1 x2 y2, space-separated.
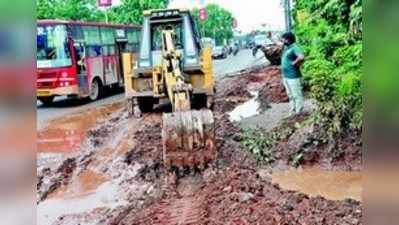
293 0 362 137
191 4 234 45
108 0 169 24
37 0 55 19
37 0 103 21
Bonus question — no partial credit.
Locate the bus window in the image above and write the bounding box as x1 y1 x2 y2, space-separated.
101 27 115 45
83 26 101 45
86 45 102 57
37 25 72 68
102 45 109 56
127 29 140 52
71 25 84 42
109 46 115 55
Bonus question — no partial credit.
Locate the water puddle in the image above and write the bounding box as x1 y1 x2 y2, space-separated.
272 167 362 201
37 178 125 225
37 102 123 153
229 91 260 122
38 163 143 225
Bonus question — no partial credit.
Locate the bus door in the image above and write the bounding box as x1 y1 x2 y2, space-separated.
73 42 89 96
115 39 128 85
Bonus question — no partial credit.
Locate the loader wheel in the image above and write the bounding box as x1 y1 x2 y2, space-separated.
137 97 154 113
38 96 54 106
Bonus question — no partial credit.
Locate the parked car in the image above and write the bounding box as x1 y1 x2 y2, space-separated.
212 46 228 59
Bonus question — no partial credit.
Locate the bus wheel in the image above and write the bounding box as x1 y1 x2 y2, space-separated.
137 97 154 113
39 96 54 106
89 79 103 101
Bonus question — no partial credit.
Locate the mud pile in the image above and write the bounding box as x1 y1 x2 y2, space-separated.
119 119 361 225
275 123 362 170
256 66 288 108
203 166 361 225
215 76 252 112
215 65 283 112
261 45 283 65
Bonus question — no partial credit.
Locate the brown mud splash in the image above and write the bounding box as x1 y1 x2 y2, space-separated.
37 102 123 153
272 167 362 201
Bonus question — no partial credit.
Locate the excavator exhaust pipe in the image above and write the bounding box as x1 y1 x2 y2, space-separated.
162 109 216 169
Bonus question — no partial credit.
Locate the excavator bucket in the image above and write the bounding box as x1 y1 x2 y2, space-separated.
162 109 216 169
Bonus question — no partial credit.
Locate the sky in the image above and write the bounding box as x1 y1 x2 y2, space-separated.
168 0 286 33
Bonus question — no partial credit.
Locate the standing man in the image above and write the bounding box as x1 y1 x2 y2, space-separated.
281 32 305 115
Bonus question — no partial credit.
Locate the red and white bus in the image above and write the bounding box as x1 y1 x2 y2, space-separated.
36 20 141 105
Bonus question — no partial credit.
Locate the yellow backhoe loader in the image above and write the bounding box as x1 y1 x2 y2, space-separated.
122 9 216 170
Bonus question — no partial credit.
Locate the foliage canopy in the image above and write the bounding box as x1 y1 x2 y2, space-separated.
37 0 169 24
294 0 362 137
191 4 234 46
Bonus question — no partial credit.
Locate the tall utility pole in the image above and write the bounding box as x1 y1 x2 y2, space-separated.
284 0 292 31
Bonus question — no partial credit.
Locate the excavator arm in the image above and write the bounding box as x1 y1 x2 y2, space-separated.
160 27 216 170
161 28 191 112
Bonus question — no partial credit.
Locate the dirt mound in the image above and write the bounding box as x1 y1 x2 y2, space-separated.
215 76 252 112
217 65 288 112
275 124 362 170
123 164 361 225
215 65 281 112
202 166 361 225
256 66 288 110
247 112 362 171
261 45 283 65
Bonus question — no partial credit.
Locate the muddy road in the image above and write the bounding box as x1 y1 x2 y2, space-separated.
37 49 267 128
37 63 362 225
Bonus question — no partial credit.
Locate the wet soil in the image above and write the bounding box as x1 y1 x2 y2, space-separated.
37 102 124 153
255 66 289 108
272 119 362 171
37 65 362 225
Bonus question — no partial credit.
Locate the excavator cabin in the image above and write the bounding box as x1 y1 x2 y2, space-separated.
123 8 215 112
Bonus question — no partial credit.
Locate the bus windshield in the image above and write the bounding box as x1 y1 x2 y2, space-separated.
37 25 72 68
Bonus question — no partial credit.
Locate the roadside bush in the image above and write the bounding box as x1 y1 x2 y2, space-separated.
294 0 362 140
